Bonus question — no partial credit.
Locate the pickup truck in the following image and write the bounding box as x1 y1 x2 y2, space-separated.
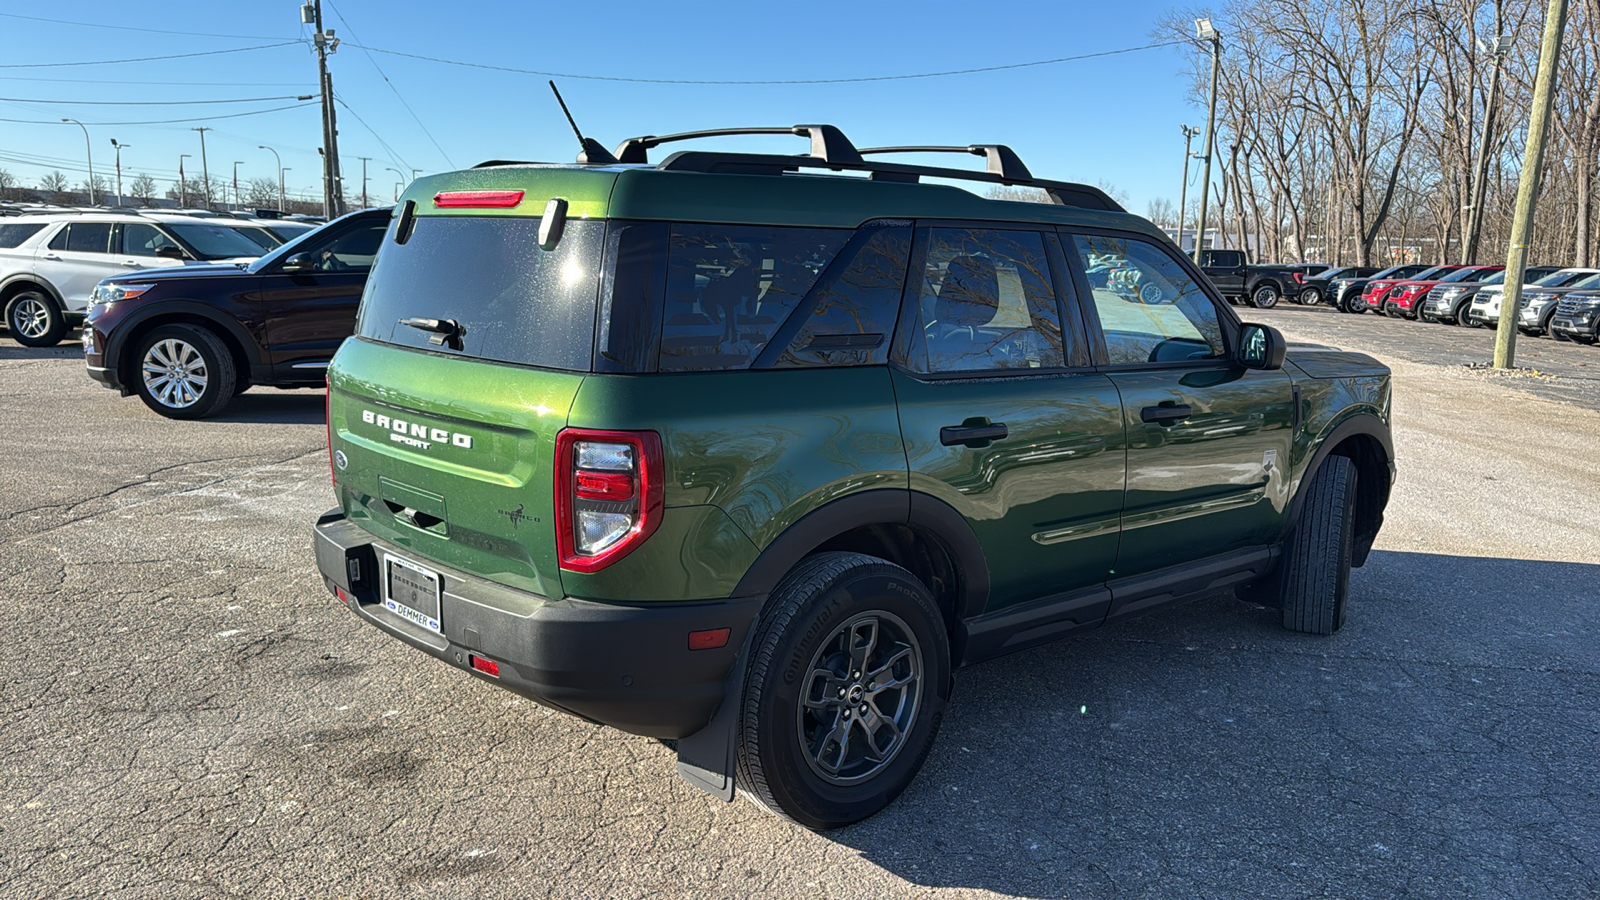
1198 249 1305 308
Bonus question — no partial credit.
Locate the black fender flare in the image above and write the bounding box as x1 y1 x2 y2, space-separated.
1281 412 1394 548
105 301 265 384
730 488 991 620
1 274 65 310
1247 276 1285 298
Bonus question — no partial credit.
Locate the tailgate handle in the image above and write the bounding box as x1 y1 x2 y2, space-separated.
384 501 444 532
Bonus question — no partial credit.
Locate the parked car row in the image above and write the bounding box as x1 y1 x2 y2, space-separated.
1323 262 1600 343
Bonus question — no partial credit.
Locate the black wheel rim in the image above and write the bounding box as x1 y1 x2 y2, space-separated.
796 610 922 786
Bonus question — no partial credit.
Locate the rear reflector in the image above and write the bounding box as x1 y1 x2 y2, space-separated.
688 628 731 651
469 655 501 677
575 470 636 501
334 587 351 604
433 190 525 209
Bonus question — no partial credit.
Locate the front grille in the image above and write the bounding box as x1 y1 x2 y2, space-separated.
1556 298 1594 316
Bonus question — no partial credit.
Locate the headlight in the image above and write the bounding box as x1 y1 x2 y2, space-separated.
90 282 155 304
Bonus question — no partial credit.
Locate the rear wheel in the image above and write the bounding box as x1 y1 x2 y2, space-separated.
1298 288 1322 306
1341 292 1367 314
5 290 67 347
1281 455 1357 635
133 324 237 420
736 552 950 830
1251 284 1281 309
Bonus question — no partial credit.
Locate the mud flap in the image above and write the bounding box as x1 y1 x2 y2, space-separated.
675 618 761 802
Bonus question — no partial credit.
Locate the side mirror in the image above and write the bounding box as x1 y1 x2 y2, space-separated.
280 252 314 273
1239 323 1286 370
154 245 186 260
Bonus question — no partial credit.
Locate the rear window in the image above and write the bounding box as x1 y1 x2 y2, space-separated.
1202 250 1244 268
0 223 45 248
356 215 603 372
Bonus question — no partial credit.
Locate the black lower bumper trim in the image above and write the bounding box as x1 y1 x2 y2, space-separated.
86 365 120 391
313 509 765 739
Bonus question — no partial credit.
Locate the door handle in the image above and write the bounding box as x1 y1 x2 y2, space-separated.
1141 404 1193 425
42 253 61 260
121 260 143 267
940 419 1008 447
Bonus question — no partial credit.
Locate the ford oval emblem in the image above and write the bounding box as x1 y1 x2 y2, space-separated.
333 450 348 470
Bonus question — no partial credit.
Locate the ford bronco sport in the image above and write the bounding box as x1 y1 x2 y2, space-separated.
313 125 1394 829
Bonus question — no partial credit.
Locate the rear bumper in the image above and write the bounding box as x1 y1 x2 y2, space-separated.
312 509 764 739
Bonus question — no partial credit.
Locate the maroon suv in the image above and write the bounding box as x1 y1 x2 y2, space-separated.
1382 266 1504 319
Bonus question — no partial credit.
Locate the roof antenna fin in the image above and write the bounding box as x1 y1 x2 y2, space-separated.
549 81 618 165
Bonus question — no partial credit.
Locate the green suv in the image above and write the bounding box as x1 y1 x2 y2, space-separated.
313 126 1393 829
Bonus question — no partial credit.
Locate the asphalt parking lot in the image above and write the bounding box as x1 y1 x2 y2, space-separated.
2 310 1597 899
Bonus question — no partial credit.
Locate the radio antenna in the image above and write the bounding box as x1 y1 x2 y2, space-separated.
549 81 618 165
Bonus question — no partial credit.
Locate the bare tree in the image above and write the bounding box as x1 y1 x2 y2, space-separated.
39 171 71 197
128 173 159 205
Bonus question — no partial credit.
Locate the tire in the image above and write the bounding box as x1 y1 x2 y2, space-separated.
1281 455 1357 635
1549 327 1568 342
5 290 68 347
1452 303 1473 326
1251 284 1281 309
1342 292 1367 314
1298 288 1322 306
132 324 237 420
736 552 950 830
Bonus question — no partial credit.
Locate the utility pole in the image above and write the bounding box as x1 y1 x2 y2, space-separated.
192 127 213 208
1463 35 1514 264
386 167 405 203
357 156 371 209
306 1 346 218
1177 124 1200 251
232 161 244 210
179 154 190 207
258 145 285 211
110 139 130 206
1192 19 1222 265
62 118 95 205
1495 0 1570 369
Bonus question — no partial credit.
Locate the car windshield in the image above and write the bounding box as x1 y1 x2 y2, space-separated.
244 213 369 273
232 227 281 251
1563 272 1600 290
1442 267 1500 283
1374 265 1426 280
265 224 313 242
1538 269 1596 287
164 222 265 260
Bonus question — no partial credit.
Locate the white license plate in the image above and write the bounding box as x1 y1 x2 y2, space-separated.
383 554 442 633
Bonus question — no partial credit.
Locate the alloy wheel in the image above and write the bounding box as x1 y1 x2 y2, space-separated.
796 610 923 786
140 338 210 409
10 296 51 339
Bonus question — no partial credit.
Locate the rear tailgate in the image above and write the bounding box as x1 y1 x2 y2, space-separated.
329 338 582 599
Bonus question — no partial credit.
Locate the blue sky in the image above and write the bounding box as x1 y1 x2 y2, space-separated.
0 1 1204 213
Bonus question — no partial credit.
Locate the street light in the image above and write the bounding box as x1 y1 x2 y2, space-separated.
192 127 213 208
1177 124 1200 251
1191 19 1223 265
231 161 245 210
110 139 131 207
179 154 192 207
1463 34 1515 263
62 118 95 205
392 181 404 203
385 167 405 203
258 145 285 212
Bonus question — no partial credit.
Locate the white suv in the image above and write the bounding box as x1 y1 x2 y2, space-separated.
0 211 263 347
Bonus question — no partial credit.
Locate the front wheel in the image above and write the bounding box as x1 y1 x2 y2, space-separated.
133 324 238 420
1341 292 1366 314
1298 288 1322 306
1251 284 1281 309
1281 455 1357 635
5 291 68 347
736 552 950 830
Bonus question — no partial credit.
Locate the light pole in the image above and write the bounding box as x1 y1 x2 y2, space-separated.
258 145 285 211
62 118 95 205
410 168 422 181
392 182 404 203
1177 124 1200 251
1192 18 1222 264
386 167 405 203
109 139 131 207
179 154 192 207
231 161 245 210
192 127 213 208
1463 34 1514 264
356 156 371 209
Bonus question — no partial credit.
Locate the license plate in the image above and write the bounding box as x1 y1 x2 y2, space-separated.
383 554 442 633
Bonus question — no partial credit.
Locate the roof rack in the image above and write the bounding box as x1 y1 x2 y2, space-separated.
858 145 1033 182
613 125 862 166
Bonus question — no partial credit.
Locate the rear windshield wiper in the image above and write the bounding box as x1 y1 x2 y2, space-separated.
400 317 467 350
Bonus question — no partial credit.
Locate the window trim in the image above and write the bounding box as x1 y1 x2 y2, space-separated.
888 219 1097 383
1059 226 1244 372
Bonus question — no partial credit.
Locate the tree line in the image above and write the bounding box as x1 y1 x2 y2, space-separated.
0 167 366 215
1153 0 1600 268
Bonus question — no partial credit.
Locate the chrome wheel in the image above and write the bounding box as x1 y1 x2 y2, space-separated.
10 296 51 339
140 338 210 409
797 610 922 786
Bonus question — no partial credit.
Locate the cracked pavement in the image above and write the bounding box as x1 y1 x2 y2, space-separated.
1 319 1597 899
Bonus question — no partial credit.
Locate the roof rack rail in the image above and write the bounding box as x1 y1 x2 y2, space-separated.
858 145 1033 182
613 125 862 166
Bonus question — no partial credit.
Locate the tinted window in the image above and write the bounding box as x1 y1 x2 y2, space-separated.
163 223 264 260
774 225 911 368
64 223 113 254
901 227 1065 374
658 224 848 372
1534 269 1585 286
121 223 181 258
0 223 45 248
1564 272 1600 290
266 224 314 242
1073 233 1226 365
1203 250 1245 268
233 227 281 251
305 220 387 272
1441 267 1500 283
357 216 601 372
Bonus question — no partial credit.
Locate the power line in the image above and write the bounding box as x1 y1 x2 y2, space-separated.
0 12 283 41
325 0 454 168
0 42 302 70
332 95 412 172
0 102 317 127
340 39 1187 85
0 95 313 106
0 75 317 87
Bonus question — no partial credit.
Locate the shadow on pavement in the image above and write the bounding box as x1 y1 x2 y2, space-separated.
824 550 1600 898
204 391 327 425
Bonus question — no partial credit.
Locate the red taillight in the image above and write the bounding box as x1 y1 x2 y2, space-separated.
688 628 731 651
469 655 500 678
433 190 524 209
555 428 664 574
326 377 334 486
1293 272 1305 284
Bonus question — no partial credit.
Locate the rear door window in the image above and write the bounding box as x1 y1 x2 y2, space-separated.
120 223 181 258
658 224 849 371
63 223 113 254
356 215 603 372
